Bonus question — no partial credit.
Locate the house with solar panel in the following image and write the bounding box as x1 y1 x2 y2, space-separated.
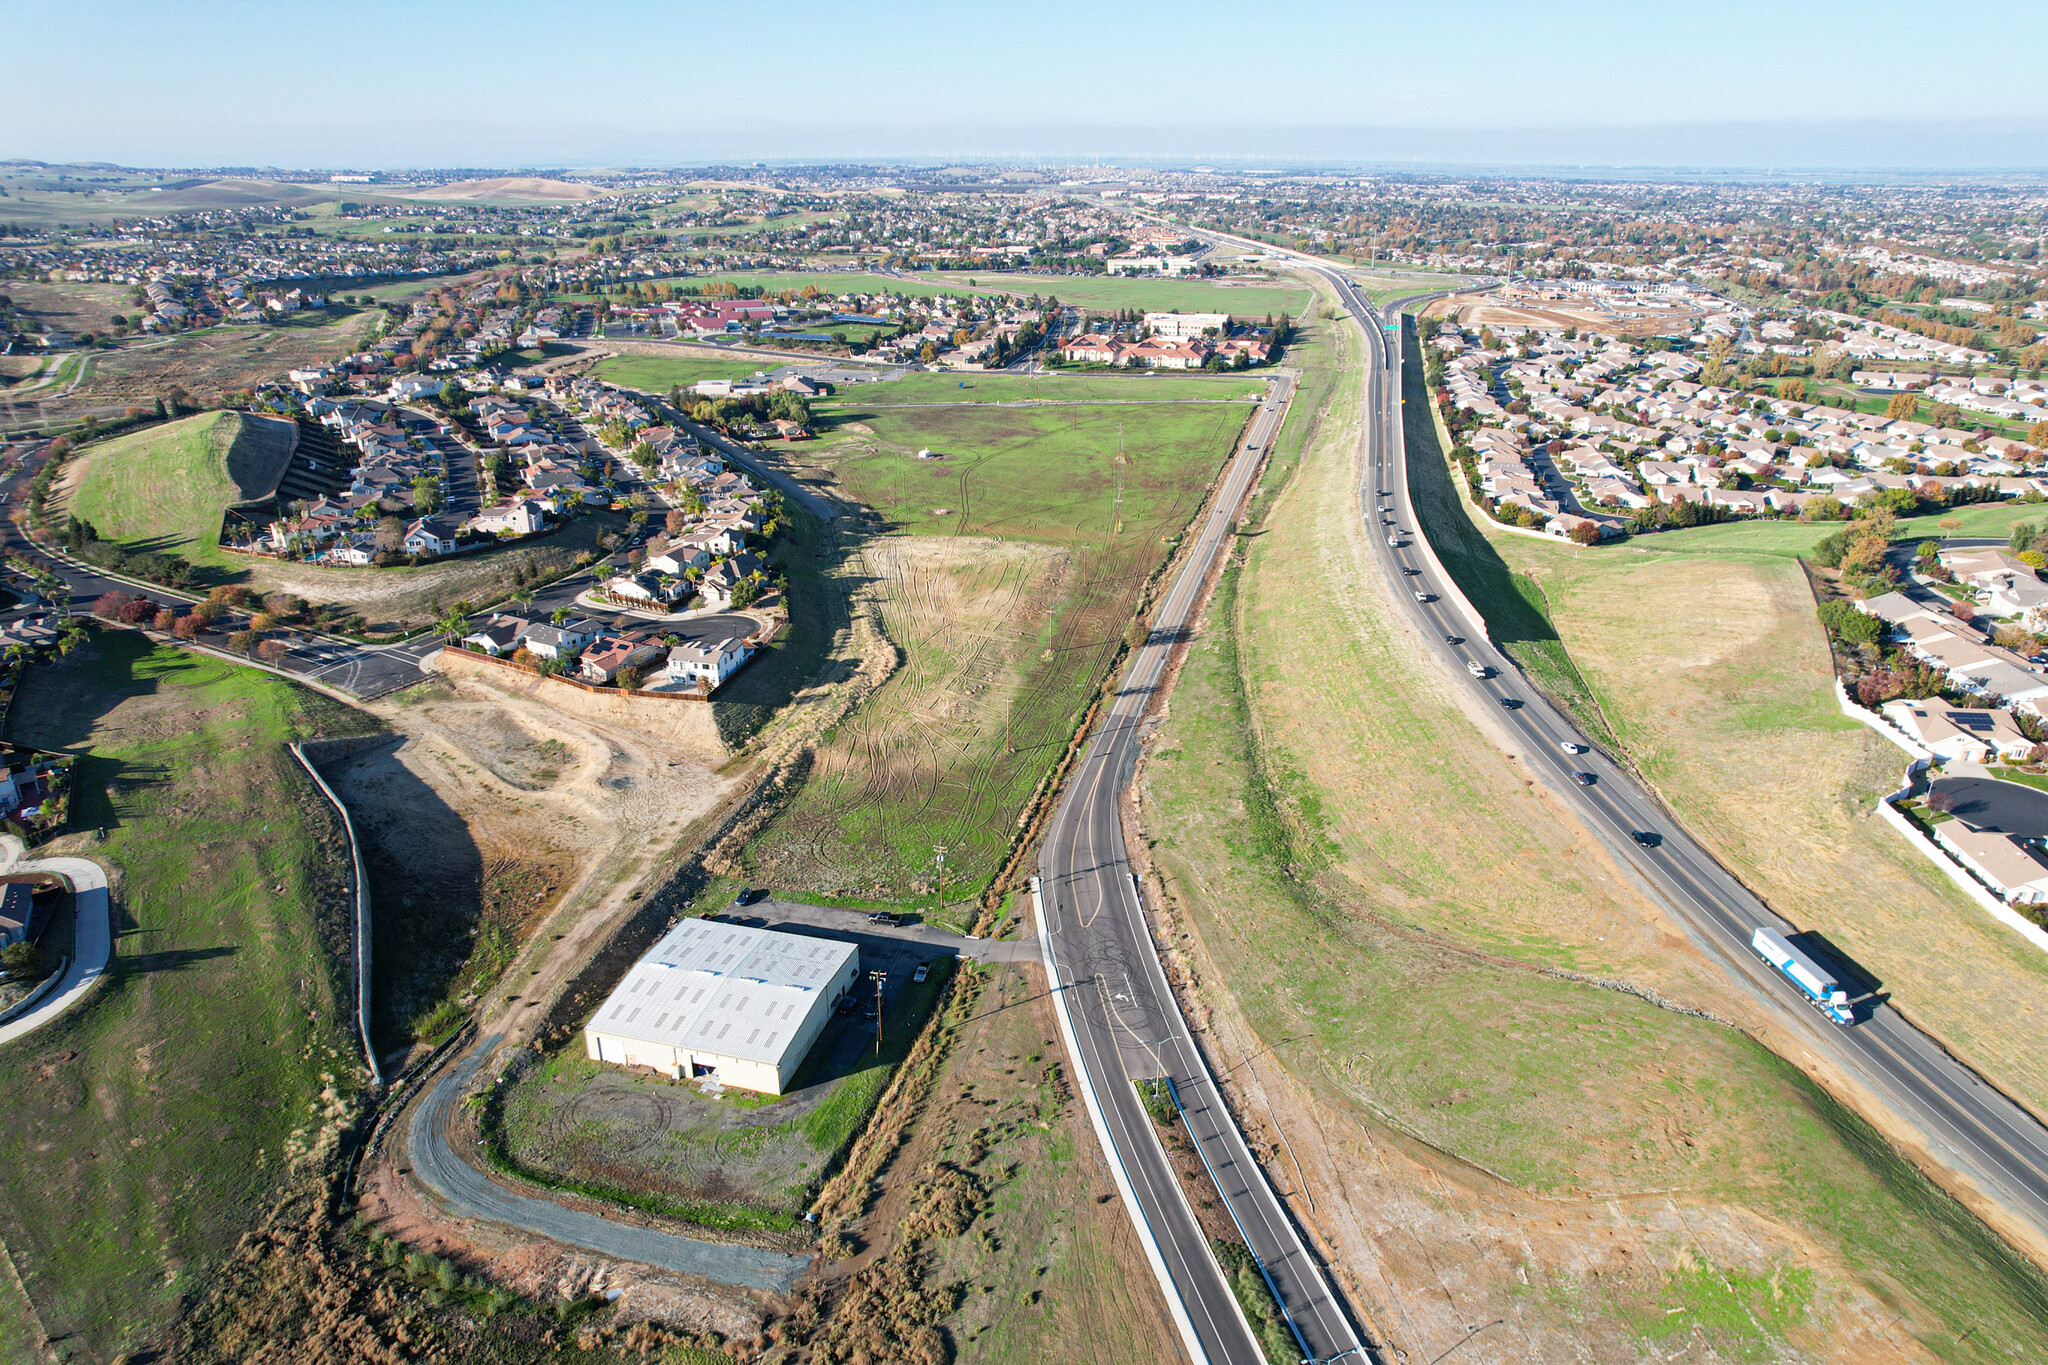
583 921 861 1094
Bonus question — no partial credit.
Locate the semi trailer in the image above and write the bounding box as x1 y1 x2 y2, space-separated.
1751 926 1853 1025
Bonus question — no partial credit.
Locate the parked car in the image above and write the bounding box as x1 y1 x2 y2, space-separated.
868 911 903 927
913 963 930 983
730 887 766 907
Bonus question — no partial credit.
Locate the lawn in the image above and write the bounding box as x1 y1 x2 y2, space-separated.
739 386 1255 902
587 354 781 393
65 410 294 574
1134 295 2048 1361
814 370 1265 408
0 631 381 1360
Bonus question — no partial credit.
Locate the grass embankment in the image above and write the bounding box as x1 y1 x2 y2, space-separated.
739 385 1251 901
1401 345 1618 746
0 632 381 1360
1136 300 2048 1360
1484 523 2048 1126
587 354 777 392
815 371 1265 406
65 409 290 573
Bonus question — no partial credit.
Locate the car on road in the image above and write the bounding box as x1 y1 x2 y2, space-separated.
1443 635 1461 645
1499 696 1520 709
1414 590 1433 602
1559 741 1585 755
1631 830 1661 847
1388 535 1401 547
913 963 929 983
868 911 904 927
1572 771 1596 786
1466 661 1489 678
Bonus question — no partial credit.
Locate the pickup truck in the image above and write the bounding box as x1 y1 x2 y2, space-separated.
1466 661 1489 678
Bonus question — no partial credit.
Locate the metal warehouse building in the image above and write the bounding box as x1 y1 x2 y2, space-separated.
584 920 860 1094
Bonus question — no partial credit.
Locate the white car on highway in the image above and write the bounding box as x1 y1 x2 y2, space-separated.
1559 741 1585 755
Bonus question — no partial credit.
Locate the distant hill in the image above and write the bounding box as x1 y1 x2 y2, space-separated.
384 176 612 203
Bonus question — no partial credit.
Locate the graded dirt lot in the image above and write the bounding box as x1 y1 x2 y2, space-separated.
1132 291 2048 1363
325 660 733 1054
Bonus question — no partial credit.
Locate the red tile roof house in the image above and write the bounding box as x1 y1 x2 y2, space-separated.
579 636 666 684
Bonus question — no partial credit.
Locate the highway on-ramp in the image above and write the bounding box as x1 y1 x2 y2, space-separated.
1036 372 1373 1365
1320 268 2048 1251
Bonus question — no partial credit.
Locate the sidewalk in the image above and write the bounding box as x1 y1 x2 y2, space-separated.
0 835 111 1047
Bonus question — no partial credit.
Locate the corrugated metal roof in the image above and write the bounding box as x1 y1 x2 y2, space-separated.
592 921 856 1066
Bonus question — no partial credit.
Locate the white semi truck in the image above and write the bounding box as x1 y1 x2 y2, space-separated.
1751 926 1854 1025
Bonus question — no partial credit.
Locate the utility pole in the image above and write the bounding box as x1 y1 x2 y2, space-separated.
871 971 886 1056
932 844 948 925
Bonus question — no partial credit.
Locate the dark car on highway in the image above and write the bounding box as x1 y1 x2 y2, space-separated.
1498 697 1520 709
1631 830 1661 847
1572 771 1595 786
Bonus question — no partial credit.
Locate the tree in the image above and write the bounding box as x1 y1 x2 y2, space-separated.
1779 377 1807 402
92 591 133 621
2030 419 2048 450
171 614 203 641
0 940 42 981
255 638 289 665
151 608 176 632
1567 520 1602 546
616 665 644 692
550 605 572 626
436 607 469 639
1886 392 1921 421
1929 402 1962 429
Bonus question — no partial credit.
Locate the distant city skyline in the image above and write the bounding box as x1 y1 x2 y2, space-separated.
9 0 2045 170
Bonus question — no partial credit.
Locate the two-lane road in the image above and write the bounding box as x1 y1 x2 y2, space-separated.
1038 373 1373 1365
1322 269 2048 1248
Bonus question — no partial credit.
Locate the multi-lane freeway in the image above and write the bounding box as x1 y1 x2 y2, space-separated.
1318 268 2048 1252
1036 371 1373 1365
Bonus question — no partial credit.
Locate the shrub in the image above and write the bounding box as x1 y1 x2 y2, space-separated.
616 665 644 691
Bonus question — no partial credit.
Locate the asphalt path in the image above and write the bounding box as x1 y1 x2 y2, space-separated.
1036 372 1372 1365
1929 775 2048 837
406 1037 811 1293
1316 269 2048 1251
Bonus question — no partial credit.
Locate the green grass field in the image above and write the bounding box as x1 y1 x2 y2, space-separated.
0 632 381 1360
65 410 285 572
816 371 1265 408
586 354 780 392
636 270 1312 319
1136 304 2048 1361
742 386 1255 901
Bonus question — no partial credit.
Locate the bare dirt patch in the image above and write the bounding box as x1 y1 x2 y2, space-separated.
325 665 736 1053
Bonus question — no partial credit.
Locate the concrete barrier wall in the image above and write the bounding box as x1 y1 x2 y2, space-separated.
290 743 381 1084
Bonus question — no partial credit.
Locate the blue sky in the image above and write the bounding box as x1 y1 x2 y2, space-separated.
5 0 2043 169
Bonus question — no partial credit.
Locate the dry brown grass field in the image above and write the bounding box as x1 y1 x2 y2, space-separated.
1487 530 2048 1121
1130 291 2048 1363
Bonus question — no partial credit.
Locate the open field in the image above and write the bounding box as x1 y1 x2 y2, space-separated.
0 631 380 1360
813 370 1265 407
1134 296 2048 1363
3 310 381 432
65 409 292 570
1486 531 2048 1126
587 354 779 392
1 279 138 338
741 391 1251 902
652 270 1313 318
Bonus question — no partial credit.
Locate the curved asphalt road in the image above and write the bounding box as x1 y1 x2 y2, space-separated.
1037 373 1373 1365
1930 775 2048 838
1316 268 2048 1250
406 1036 810 1293
0 843 111 1047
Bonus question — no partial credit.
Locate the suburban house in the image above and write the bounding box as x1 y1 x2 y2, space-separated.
519 618 602 660
403 515 464 557
579 635 666 684
1880 701 2037 763
1934 820 2048 905
664 635 755 689
0 883 29 949
467 499 549 538
461 616 532 655
606 571 689 604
